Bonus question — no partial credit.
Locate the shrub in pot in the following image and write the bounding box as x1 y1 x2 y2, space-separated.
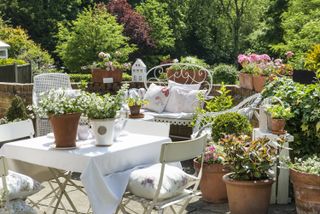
193 143 229 203
220 135 278 214
211 64 238 84
266 104 293 134
288 155 320 214
127 97 148 117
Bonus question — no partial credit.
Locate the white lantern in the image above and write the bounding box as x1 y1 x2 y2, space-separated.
131 59 147 82
0 40 10 59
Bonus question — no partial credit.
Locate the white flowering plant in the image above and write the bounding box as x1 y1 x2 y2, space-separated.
88 51 131 71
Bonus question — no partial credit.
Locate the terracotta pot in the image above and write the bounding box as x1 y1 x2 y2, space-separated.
253 75 267 92
223 173 273 214
91 68 122 83
194 160 229 203
129 105 141 115
270 118 286 134
166 68 207 84
239 73 254 90
290 169 320 214
49 113 81 148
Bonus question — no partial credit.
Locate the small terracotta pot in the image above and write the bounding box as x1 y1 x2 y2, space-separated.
239 72 254 90
166 68 207 84
129 105 141 115
49 113 81 148
253 75 267 92
91 68 123 83
223 173 273 214
270 118 286 134
290 169 320 214
194 160 229 203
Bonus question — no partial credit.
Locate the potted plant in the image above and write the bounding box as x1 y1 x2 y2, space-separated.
288 155 320 214
238 54 256 90
266 104 293 134
32 89 84 148
127 97 149 117
193 143 229 203
82 84 128 146
220 135 278 214
166 56 209 84
90 51 131 83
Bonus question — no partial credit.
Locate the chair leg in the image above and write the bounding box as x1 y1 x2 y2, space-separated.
177 198 192 214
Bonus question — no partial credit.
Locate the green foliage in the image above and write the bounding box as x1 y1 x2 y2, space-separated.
211 64 238 84
290 155 320 175
136 0 175 52
122 73 132 81
5 95 29 122
195 143 225 165
220 135 277 180
127 97 149 107
262 77 320 157
305 44 320 71
0 58 26 65
56 5 136 72
266 104 293 120
169 56 209 72
211 112 252 142
69 74 92 83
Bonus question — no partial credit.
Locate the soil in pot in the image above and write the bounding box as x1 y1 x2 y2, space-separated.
270 118 286 134
239 73 253 90
290 169 320 214
49 113 81 148
253 75 267 92
223 173 273 214
194 160 229 203
166 69 207 84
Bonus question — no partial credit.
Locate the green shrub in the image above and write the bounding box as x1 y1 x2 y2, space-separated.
211 112 252 142
305 44 320 71
211 64 238 84
6 95 29 122
0 58 26 66
122 73 132 81
69 73 92 82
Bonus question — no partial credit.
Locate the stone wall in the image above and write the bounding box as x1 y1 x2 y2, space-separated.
0 82 255 118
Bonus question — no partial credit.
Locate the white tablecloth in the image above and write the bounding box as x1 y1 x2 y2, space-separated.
0 132 171 214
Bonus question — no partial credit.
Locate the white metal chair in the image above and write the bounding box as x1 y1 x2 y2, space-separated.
33 73 72 136
118 134 207 214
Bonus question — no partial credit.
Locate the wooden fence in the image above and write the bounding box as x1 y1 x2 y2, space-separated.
0 64 32 83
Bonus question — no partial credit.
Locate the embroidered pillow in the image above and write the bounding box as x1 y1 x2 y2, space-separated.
165 87 205 113
0 171 43 200
143 83 170 113
0 199 37 214
168 80 201 91
128 164 197 200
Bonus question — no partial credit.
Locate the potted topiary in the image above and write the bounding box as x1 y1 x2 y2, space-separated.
193 143 229 203
220 135 278 214
266 104 293 134
127 97 149 118
288 155 320 214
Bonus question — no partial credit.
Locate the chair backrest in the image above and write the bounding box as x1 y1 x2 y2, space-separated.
159 134 207 163
0 119 34 142
33 73 72 105
124 120 170 137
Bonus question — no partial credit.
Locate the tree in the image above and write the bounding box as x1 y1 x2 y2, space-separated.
136 0 175 53
56 4 136 72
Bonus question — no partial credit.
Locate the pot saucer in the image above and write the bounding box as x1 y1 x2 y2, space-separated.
49 144 77 150
129 113 144 119
95 144 112 147
271 130 287 135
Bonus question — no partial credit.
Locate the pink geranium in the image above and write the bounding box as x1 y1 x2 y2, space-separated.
285 51 294 58
237 54 250 65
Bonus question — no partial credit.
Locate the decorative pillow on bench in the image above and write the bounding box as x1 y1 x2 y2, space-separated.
168 80 201 90
143 83 170 113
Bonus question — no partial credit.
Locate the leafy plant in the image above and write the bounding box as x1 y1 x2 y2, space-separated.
89 52 131 71
289 155 320 175
211 64 238 84
69 73 92 83
0 58 26 65
195 143 225 165
169 56 209 71
211 112 252 142
305 44 320 71
266 104 294 120
127 97 149 107
5 95 29 122
220 135 277 180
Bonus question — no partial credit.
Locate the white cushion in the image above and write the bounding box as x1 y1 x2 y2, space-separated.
165 87 205 113
168 80 201 90
143 84 170 113
0 199 36 214
0 171 43 200
128 164 197 200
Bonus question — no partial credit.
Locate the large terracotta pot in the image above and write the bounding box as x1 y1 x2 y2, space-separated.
253 75 267 92
270 118 286 134
239 72 253 90
223 173 273 214
49 113 81 148
290 169 320 214
91 68 122 83
194 160 229 203
166 68 207 84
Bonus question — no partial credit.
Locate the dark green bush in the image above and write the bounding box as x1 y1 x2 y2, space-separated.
211 112 252 142
6 95 29 122
211 64 238 84
69 73 92 82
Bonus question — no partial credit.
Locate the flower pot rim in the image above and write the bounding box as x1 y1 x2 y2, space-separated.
289 168 320 177
49 112 81 118
223 173 274 185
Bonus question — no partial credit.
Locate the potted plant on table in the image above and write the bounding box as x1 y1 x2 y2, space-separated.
90 51 131 83
266 104 293 134
288 155 320 214
127 97 149 117
193 143 229 203
220 135 278 214
82 84 128 146
32 89 84 148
